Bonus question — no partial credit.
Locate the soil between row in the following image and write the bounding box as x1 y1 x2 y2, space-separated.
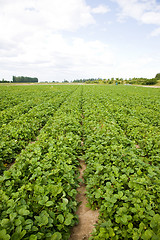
70 160 99 240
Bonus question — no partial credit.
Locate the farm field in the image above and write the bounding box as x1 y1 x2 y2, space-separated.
0 85 160 240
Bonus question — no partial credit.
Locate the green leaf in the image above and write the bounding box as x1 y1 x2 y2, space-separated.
128 222 133 229
60 198 69 211
62 198 68 205
11 230 26 240
49 211 55 220
31 226 38 232
1 219 10 228
109 228 115 237
24 224 32 230
121 215 128 225
15 225 22 233
25 219 33 225
133 232 139 240
35 211 49 227
19 208 30 216
3 171 11 180
139 222 145 233
43 195 49 201
15 218 22 226
39 215 48 226
39 196 49 205
64 213 74 226
57 214 64 223
0 229 10 240
137 169 142 175
150 214 160 229
100 219 112 228
29 235 37 240
51 232 62 240
45 201 54 207
95 189 101 198
9 213 17 221
142 229 153 240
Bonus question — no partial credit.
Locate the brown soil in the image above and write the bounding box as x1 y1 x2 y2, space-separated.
70 160 99 240
133 85 160 88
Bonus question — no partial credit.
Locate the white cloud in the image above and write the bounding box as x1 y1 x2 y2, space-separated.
0 29 115 81
92 5 110 14
114 0 160 37
113 55 159 79
0 0 96 81
0 0 95 35
0 0 159 81
0 0 115 81
141 11 160 24
114 0 160 26
151 27 160 36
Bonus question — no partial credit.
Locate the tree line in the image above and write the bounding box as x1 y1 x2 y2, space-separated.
72 74 160 85
0 76 38 83
12 76 38 83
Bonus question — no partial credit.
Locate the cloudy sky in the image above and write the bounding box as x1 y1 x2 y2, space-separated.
0 0 160 82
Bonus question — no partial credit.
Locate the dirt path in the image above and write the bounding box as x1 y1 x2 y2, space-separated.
133 85 160 88
70 160 99 240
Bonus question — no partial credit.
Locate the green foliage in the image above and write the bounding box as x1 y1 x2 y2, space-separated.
0 85 160 239
0 85 76 173
12 76 38 83
82 86 160 239
0 79 10 83
129 77 157 85
0 86 82 239
155 73 160 79
145 78 158 85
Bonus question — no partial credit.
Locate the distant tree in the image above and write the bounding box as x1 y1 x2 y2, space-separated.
0 79 10 83
12 76 38 83
144 78 157 85
155 73 160 79
129 77 157 85
63 80 69 83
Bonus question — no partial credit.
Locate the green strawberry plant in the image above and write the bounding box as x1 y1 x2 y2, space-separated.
0 85 160 239
82 86 160 239
0 87 83 239
0 86 77 173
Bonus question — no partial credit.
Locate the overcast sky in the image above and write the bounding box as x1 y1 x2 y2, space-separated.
0 0 160 82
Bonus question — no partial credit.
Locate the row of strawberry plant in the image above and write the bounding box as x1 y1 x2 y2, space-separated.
0 85 44 111
0 85 74 126
109 85 160 113
0 88 61 127
82 86 160 239
110 110 160 165
92 85 160 166
0 86 77 173
98 85 160 127
98 86 160 166
0 86 83 239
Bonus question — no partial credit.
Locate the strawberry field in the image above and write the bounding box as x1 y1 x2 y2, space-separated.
0 85 160 240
